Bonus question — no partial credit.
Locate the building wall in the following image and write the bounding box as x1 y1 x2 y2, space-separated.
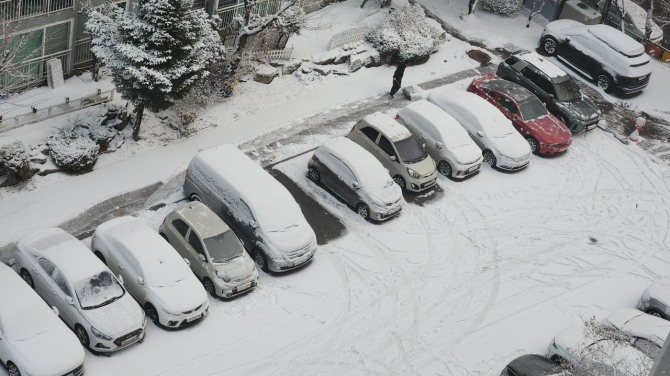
523 0 566 21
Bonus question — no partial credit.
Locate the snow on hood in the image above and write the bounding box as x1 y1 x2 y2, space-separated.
645 279 670 305
10 324 84 376
368 182 403 206
494 130 531 158
266 219 315 253
407 154 436 176
83 293 144 336
214 253 257 281
527 114 572 144
559 97 600 122
450 142 483 165
151 274 207 314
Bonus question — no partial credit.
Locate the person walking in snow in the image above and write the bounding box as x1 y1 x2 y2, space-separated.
389 62 406 98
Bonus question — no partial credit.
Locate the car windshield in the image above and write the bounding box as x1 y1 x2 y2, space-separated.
394 136 427 164
518 98 548 120
74 270 125 310
203 231 245 263
553 76 581 102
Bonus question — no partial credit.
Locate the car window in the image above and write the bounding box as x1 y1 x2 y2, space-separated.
329 154 356 183
633 338 661 359
535 71 555 95
378 135 397 158
518 98 549 120
497 95 519 114
504 56 519 65
37 257 56 276
172 219 190 237
188 231 207 259
360 126 379 142
53 269 72 298
520 67 541 88
238 199 256 223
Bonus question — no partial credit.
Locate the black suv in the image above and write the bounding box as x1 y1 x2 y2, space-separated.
497 52 601 134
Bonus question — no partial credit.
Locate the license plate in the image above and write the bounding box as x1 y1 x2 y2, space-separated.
120 336 137 346
237 282 251 291
187 313 202 322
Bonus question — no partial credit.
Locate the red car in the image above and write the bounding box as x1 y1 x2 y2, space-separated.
467 73 572 155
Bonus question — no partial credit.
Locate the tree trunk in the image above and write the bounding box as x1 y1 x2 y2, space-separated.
601 0 612 23
645 0 655 42
468 0 477 14
132 104 144 141
360 0 369 8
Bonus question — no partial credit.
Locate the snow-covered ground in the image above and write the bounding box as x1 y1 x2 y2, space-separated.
1 0 670 375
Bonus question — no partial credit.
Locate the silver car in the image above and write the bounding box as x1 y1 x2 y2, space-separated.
307 137 404 221
160 202 259 298
639 279 670 320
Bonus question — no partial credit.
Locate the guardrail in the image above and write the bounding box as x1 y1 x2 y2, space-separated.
250 47 293 61
328 26 369 50
0 89 114 134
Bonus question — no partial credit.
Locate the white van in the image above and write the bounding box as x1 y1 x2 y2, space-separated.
184 144 317 272
397 100 483 180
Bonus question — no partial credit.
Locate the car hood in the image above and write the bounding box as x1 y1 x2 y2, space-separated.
450 142 483 165
152 275 207 313
559 97 600 121
526 114 572 144
11 324 84 376
368 183 403 206
645 280 670 306
83 293 144 336
492 132 531 158
405 155 436 176
267 221 315 253
214 253 257 281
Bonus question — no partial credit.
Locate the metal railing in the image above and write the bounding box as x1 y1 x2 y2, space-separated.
0 89 114 133
250 47 293 61
216 0 283 27
0 0 73 21
1 50 69 91
328 26 369 50
73 39 94 66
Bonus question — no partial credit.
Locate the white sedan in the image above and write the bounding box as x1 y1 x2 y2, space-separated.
601 308 670 359
0 262 85 376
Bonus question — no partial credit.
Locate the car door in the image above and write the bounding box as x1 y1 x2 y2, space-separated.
187 229 210 278
519 66 550 102
496 94 524 133
336 160 360 206
119 251 146 304
561 34 598 78
356 126 380 155
51 268 77 327
33 256 57 302
376 135 399 172
316 153 338 193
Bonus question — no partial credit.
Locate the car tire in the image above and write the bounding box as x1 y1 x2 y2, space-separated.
542 36 558 56
203 278 216 297
596 73 612 92
525 136 539 155
94 251 106 265
189 193 201 202
19 269 34 289
482 150 496 168
251 248 270 272
7 362 20 376
645 308 666 319
356 203 370 220
437 160 452 177
159 233 169 243
144 303 159 325
74 324 90 349
550 354 567 366
307 167 320 183
393 175 406 190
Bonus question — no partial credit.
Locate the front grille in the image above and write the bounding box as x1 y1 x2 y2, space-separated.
421 171 435 178
286 242 311 259
114 328 142 346
62 365 84 376
420 179 436 189
182 304 202 315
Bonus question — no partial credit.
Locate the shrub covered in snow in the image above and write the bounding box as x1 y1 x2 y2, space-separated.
480 0 524 16
0 141 32 182
88 122 116 151
47 127 100 173
366 4 445 64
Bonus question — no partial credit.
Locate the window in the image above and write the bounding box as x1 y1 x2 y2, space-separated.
172 219 190 237
53 269 72 297
504 56 519 65
360 127 379 142
38 257 56 276
378 136 396 157
237 200 255 223
535 71 555 95
497 96 518 114
188 231 206 258
45 22 70 56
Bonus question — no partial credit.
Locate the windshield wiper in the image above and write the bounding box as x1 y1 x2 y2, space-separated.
86 294 122 310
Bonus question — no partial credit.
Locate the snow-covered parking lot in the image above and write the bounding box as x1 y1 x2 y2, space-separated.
53 126 669 376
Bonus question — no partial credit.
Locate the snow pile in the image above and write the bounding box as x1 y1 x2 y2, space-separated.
0 141 32 183
47 127 100 173
480 0 524 16
366 4 445 63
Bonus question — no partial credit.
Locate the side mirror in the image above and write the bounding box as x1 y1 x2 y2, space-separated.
239 238 244 246
249 220 258 229
137 276 145 285
565 36 570 42
352 181 360 189
117 275 124 285
52 306 60 315
183 257 190 266
389 155 397 161
64 297 74 306
477 131 484 138
436 142 443 149
198 254 206 262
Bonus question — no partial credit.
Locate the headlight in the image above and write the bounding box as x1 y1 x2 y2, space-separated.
370 196 384 207
407 168 420 179
216 270 231 282
91 326 112 340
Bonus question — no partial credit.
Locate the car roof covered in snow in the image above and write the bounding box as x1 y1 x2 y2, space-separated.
478 76 536 102
315 137 392 190
517 51 567 79
397 100 473 148
18 227 106 282
603 308 670 346
587 24 644 56
173 201 230 239
507 354 562 375
361 112 412 142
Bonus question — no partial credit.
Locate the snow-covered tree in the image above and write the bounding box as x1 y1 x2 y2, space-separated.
47 126 100 173
480 0 524 16
86 0 224 140
0 141 31 182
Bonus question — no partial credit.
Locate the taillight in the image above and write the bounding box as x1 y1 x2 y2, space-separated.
350 125 355 133
311 154 318 162
395 114 400 120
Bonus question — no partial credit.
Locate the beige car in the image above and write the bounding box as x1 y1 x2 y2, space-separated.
346 112 437 192
159 202 259 299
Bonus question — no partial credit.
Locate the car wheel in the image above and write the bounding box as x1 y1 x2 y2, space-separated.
525 137 539 155
202 278 216 297
596 74 612 92
94 251 106 265
251 248 269 272
393 175 406 190
189 193 201 202
542 36 558 56
19 269 34 289
307 167 320 183
550 354 567 366
356 203 370 220
7 362 20 376
437 160 452 177
74 324 90 348
482 150 496 168
144 303 159 324
159 233 169 243
645 308 665 319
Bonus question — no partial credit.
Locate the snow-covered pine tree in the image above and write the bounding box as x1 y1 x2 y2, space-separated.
86 0 224 140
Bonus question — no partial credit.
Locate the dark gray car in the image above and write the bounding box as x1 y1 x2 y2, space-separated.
497 52 601 134
500 354 562 376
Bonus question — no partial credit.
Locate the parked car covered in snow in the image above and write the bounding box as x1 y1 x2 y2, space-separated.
540 20 652 94
500 354 562 376
427 88 532 171
639 279 670 320
160 202 259 298
547 326 653 374
396 100 483 179
92 216 210 328
595 0 664 43
15 228 146 353
600 308 670 359
347 112 437 192
496 51 601 134
184 144 317 273
307 137 404 221
0 262 85 376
